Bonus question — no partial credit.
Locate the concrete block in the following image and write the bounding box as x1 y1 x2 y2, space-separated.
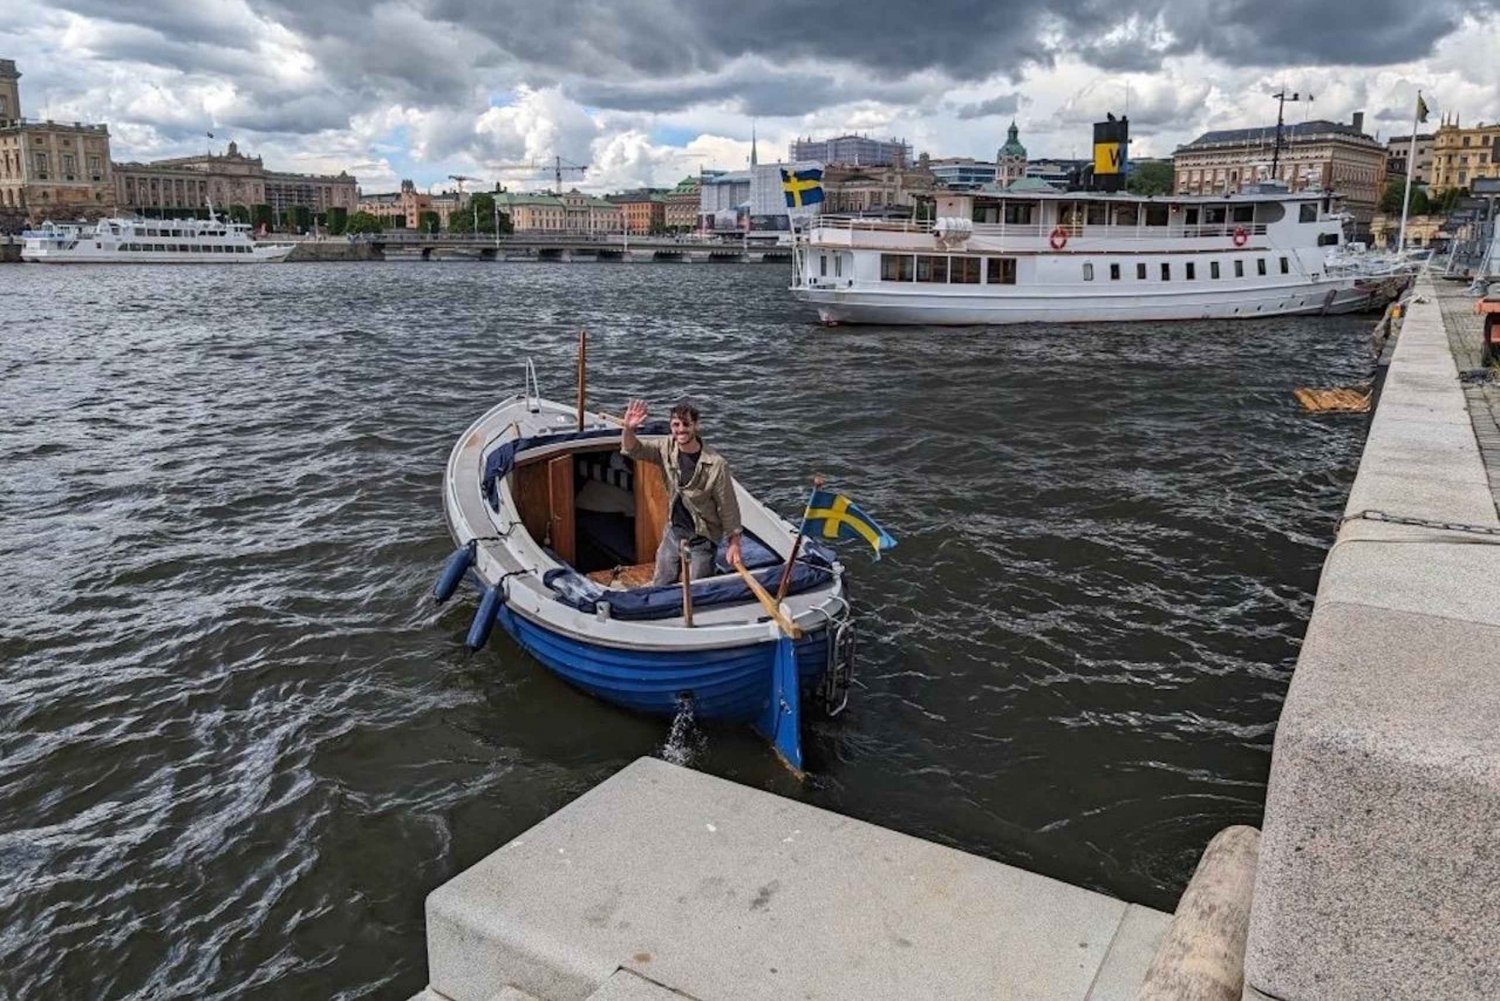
1087 905 1174 1001
1316 540 1500 627
1135 826 1259 1001
585 970 693 1000
1245 603 1500 1001
423 757 1170 1001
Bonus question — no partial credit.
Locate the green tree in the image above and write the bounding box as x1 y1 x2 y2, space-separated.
418 210 441 233
447 205 473 233
325 206 348 235
345 211 384 234
251 204 273 231
1126 160 1174 196
228 203 251 224
285 204 313 232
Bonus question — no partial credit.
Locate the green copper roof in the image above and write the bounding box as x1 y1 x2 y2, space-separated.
998 120 1027 159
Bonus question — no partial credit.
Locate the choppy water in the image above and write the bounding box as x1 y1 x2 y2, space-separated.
0 260 1372 998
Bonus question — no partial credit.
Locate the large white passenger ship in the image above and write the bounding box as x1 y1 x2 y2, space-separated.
20 212 293 264
791 187 1376 325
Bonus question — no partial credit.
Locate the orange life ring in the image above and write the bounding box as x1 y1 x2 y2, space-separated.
1232 226 1249 247
1049 226 1069 250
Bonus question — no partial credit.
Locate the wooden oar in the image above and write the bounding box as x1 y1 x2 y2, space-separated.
775 474 823 602
732 556 803 638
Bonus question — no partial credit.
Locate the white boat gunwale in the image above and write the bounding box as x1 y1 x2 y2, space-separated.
444 395 848 654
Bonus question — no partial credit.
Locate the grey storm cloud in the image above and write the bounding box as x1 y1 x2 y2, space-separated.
955 94 1022 120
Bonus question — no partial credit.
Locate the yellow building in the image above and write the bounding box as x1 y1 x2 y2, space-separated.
357 180 466 229
1428 120 1500 192
0 59 114 222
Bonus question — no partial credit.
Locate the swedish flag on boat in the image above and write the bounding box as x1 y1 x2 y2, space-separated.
802 489 896 559
781 167 824 209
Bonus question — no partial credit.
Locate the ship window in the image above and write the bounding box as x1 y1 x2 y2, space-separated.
1160 262 1171 281
1082 263 1095 281
880 254 914 281
1317 233 1339 247
915 255 948 282
1231 206 1254 223
819 254 827 277
1257 258 1267 276
1185 208 1199 225
1145 204 1169 226
1211 261 1221 279
1185 262 1196 280
1002 202 1034 225
1280 257 1290 274
1115 205 1138 226
1110 263 1121 280
1205 206 1227 224
1234 260 1245 277
951 257 981 283
1136 262 1146 279
986 257 1017 284
1085 203 1107 226
834 255 842 278
1299 204 1317 223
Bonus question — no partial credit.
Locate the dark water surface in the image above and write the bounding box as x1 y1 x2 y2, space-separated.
0 261 1371 998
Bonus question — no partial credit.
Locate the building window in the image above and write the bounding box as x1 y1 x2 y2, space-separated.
1082 262 1094 281
33 152 48 175
951 257 981 283
1185 262 1196 280
1136 262 1147 279
1211 260 1221 279
1109 263 1121 280
1234 260 1245 278
915 255 948 283
1160 262 1171 281
1280 257 1290 274
1257 258 1267 276
880 254 914 281
986 257 1017 284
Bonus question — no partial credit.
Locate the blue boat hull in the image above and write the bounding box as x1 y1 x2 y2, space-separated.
496 604 829 723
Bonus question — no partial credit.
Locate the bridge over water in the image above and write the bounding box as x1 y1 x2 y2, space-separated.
290 232 792 264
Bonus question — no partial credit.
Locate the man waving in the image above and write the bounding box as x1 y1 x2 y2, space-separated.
621 399 743 586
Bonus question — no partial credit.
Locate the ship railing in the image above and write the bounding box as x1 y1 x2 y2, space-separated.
809 216 1272 241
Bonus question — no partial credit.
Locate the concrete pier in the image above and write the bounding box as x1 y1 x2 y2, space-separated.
1243 276 1500 1001
414 757 1169 1001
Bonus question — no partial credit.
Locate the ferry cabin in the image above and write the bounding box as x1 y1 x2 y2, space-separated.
19 216 293 264
791 188 1358 325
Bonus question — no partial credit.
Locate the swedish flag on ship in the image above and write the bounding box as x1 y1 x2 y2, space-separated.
781 167 825 209
802 489 896 559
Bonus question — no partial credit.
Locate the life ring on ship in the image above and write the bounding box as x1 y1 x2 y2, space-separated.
1049 226 1069 250
1232 226 1249 247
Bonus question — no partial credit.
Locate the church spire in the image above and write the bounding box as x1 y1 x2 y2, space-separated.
750 121 758 167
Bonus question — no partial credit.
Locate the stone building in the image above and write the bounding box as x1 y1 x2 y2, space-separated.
1173 114 1386 235
1427 119 1500 192
610 190 666 234
115 141 358 218
492 191 568 232
662 176 701 231
0 59 114 223
996 120 1028 186
821 163 936 216
356 180 466 230
1386 133 1436 187
559 189 622 234
789 134 911 168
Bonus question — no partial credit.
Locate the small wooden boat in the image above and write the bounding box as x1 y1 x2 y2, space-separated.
434 363 855 772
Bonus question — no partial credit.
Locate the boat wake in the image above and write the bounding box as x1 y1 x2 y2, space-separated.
660 696 705 767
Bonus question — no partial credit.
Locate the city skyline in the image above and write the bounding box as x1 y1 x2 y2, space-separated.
1 0 1497 195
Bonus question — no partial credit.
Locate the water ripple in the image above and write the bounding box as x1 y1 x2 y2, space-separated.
0 261 1370 997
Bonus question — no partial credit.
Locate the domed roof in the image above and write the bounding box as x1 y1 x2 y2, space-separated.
998 120 1027 159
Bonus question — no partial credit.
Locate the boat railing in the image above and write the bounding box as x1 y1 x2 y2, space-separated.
810 216 1272 242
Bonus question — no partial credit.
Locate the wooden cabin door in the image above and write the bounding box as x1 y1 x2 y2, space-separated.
633 461 668 564
547 455 576 565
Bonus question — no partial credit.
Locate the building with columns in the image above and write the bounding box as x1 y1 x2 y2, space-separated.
114 141 358 218
0 58 115 224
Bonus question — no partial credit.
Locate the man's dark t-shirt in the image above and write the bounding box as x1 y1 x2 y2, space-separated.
671 448 701 535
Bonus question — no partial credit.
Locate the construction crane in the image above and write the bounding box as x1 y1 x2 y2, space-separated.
447 174 480 193
490 156 588 195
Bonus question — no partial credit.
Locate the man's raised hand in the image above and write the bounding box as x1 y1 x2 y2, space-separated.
624 399 649 430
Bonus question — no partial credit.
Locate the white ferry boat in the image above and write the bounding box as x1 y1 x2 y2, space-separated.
20 212 293 264
791 186 1373 325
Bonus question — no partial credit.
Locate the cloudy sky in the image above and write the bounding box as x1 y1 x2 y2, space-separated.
2 0 1497 195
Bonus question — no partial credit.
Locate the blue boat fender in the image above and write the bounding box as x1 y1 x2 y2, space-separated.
434 541 476 604
465 581 506 650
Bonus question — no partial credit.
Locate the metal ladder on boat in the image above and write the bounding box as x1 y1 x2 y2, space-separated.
809 593 856 716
